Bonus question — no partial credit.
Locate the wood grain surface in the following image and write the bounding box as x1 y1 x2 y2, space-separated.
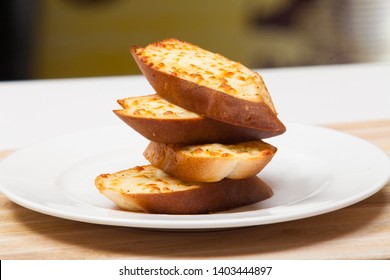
0 120 389 260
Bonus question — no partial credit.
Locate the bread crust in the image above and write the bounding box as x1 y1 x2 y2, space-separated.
95 167 273 214
144 141 276 182
114 109 283 144
130 42 286 133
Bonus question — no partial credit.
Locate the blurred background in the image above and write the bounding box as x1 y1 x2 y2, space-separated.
1 0 390 81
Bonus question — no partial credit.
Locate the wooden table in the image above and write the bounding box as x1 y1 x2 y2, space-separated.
1 120 389 260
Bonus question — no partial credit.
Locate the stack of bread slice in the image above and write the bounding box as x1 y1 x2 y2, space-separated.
95 38 286 214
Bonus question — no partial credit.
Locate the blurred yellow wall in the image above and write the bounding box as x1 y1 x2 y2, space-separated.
32 0 256 78
30 0 390 79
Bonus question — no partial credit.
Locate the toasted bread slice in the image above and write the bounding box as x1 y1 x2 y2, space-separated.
95 165 273 214
114 94 283 143
131 38 286 133
144 140 276 182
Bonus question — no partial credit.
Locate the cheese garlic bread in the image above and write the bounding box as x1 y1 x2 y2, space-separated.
144 140 276 182
114 94 283 143
95 165 273 214
131 38 285 134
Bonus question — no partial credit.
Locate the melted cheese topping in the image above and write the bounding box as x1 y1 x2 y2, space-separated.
134 38 274 107
98 165 197 194
182 142 274 158
118 94 199 119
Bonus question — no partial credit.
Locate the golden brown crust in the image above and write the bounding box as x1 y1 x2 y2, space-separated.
95 166 273 214
130 177 273 214
114 109 283 144
144 141 277 182
130 40 286 133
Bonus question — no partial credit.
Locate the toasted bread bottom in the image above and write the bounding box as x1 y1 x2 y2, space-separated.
95 165 273 214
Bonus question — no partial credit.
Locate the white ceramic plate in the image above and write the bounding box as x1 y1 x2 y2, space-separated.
0 124 389 230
